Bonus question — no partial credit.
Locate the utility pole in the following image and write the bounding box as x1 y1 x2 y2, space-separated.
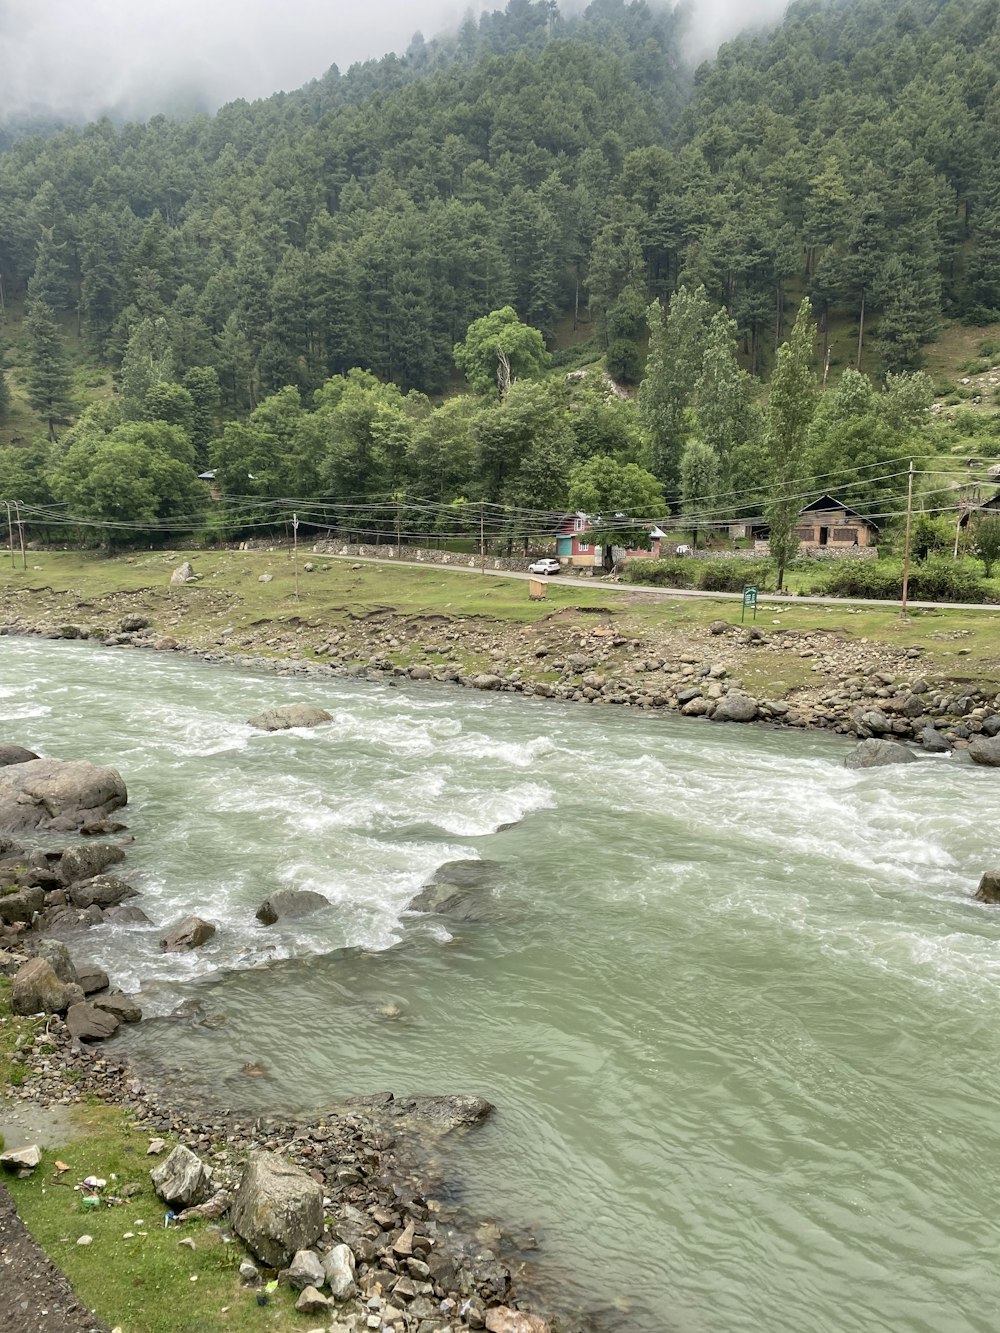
292 511 299 601
479 502 486 574
13 500 26 570
901 460 914 617
4 501 13 568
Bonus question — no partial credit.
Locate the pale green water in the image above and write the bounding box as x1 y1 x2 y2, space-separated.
4 637 1000 1332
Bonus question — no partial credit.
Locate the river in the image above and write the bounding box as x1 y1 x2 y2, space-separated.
3 636 999 1332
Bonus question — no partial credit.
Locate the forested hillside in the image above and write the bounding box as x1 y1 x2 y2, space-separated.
1 0 1000 554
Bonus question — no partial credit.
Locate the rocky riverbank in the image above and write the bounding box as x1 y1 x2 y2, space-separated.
5 592 1000 755
0 751 557 1333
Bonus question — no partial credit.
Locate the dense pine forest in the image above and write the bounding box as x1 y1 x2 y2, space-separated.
2 0 1000 555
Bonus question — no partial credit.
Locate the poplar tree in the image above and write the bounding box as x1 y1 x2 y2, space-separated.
637 285 711 500
764 299 816 591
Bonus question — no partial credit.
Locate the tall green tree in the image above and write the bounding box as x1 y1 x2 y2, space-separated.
764 299 817 591
567 454 666 568
23 301 73 441
637 285 712 500
454 306 549 398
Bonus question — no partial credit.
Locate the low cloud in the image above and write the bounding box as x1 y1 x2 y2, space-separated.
0 0 789 124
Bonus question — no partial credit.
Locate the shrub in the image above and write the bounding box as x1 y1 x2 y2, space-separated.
811 556 991 603
698 559 770 592
620 559 698 588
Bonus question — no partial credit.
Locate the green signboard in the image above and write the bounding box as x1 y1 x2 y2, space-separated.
741 584 758 623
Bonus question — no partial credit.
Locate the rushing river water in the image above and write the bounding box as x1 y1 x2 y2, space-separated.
3 637 1000 1332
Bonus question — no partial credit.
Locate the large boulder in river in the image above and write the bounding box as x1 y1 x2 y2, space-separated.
0 745 39 767
0 759 127 833
969 737 1000 767
231 1153 324 1267
11 957 82 1015
845 739 918 769
160 916 216 952
408 859 503 920
247 705 332 732
255 888 330 925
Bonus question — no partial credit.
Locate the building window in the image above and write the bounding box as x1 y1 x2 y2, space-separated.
574 517 585 532
832 527 858 542
579 543 590 553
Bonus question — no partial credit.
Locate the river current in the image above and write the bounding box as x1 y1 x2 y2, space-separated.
3 637 1000 1332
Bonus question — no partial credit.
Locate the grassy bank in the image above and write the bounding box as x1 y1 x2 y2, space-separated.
0 979 308 1333
4 547 1000 699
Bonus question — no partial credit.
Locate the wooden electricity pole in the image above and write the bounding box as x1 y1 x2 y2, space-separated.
479 502 486 574
292 511 299 601
4 501 13 568
901 460 914 617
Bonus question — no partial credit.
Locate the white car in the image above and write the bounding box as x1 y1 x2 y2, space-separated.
529 558 562 575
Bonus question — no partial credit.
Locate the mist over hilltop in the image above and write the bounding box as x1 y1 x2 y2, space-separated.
0 0 788 124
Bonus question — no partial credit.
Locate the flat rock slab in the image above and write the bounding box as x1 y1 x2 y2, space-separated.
0 759 127 833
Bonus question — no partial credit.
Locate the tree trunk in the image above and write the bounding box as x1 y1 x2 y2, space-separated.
856 287 866 371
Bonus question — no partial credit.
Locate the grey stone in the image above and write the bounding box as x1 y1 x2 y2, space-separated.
60 843 126 886
0 745 39 767
409 859 502 919
11 957 76 1014
918 726 951 754
104 904 151 925
120 614 150 631
68 874 136 909
231 1153 324 1268
0 1145 41 1171
969 737 1000 767
387 1094 494 1132
65 1001 120 1042
844 739 918 769
288 1249 326 1291
0 886 45 925
975 871 1000 904
321 1243 357 1299
160 916 216 951
711 694 759 724
295 1287 331 1315
983 716 1000 738
150 1145 212 1208
247 705 332 732
255 889 330 925
34 938 76 983
75 963 109 995
93 993 142 1023
471 673 502 691
170 562 196 585
0 758 127 833
409 665 433 681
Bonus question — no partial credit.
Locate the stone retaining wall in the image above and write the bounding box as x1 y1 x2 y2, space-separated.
310 541 537 571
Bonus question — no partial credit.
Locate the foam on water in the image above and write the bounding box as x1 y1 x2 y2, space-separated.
7 638 1000 1333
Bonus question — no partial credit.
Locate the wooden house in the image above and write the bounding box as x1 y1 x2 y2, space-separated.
793 495 877 550
556 513 664 567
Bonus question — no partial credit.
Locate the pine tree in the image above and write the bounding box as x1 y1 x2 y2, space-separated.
23 301 73 441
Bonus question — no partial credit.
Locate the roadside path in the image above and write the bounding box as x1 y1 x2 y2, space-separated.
324 553 1000 614
0 1183 108 1333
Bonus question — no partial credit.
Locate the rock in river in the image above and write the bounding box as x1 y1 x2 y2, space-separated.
160 916 216 952
975 871 1000 904
969 737 1000 767
65 1001 120 1043
0 745 39 767
255 888 330 925
408 859 503 919
844 739 918 769
710 693 759 723
247 704 332 732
